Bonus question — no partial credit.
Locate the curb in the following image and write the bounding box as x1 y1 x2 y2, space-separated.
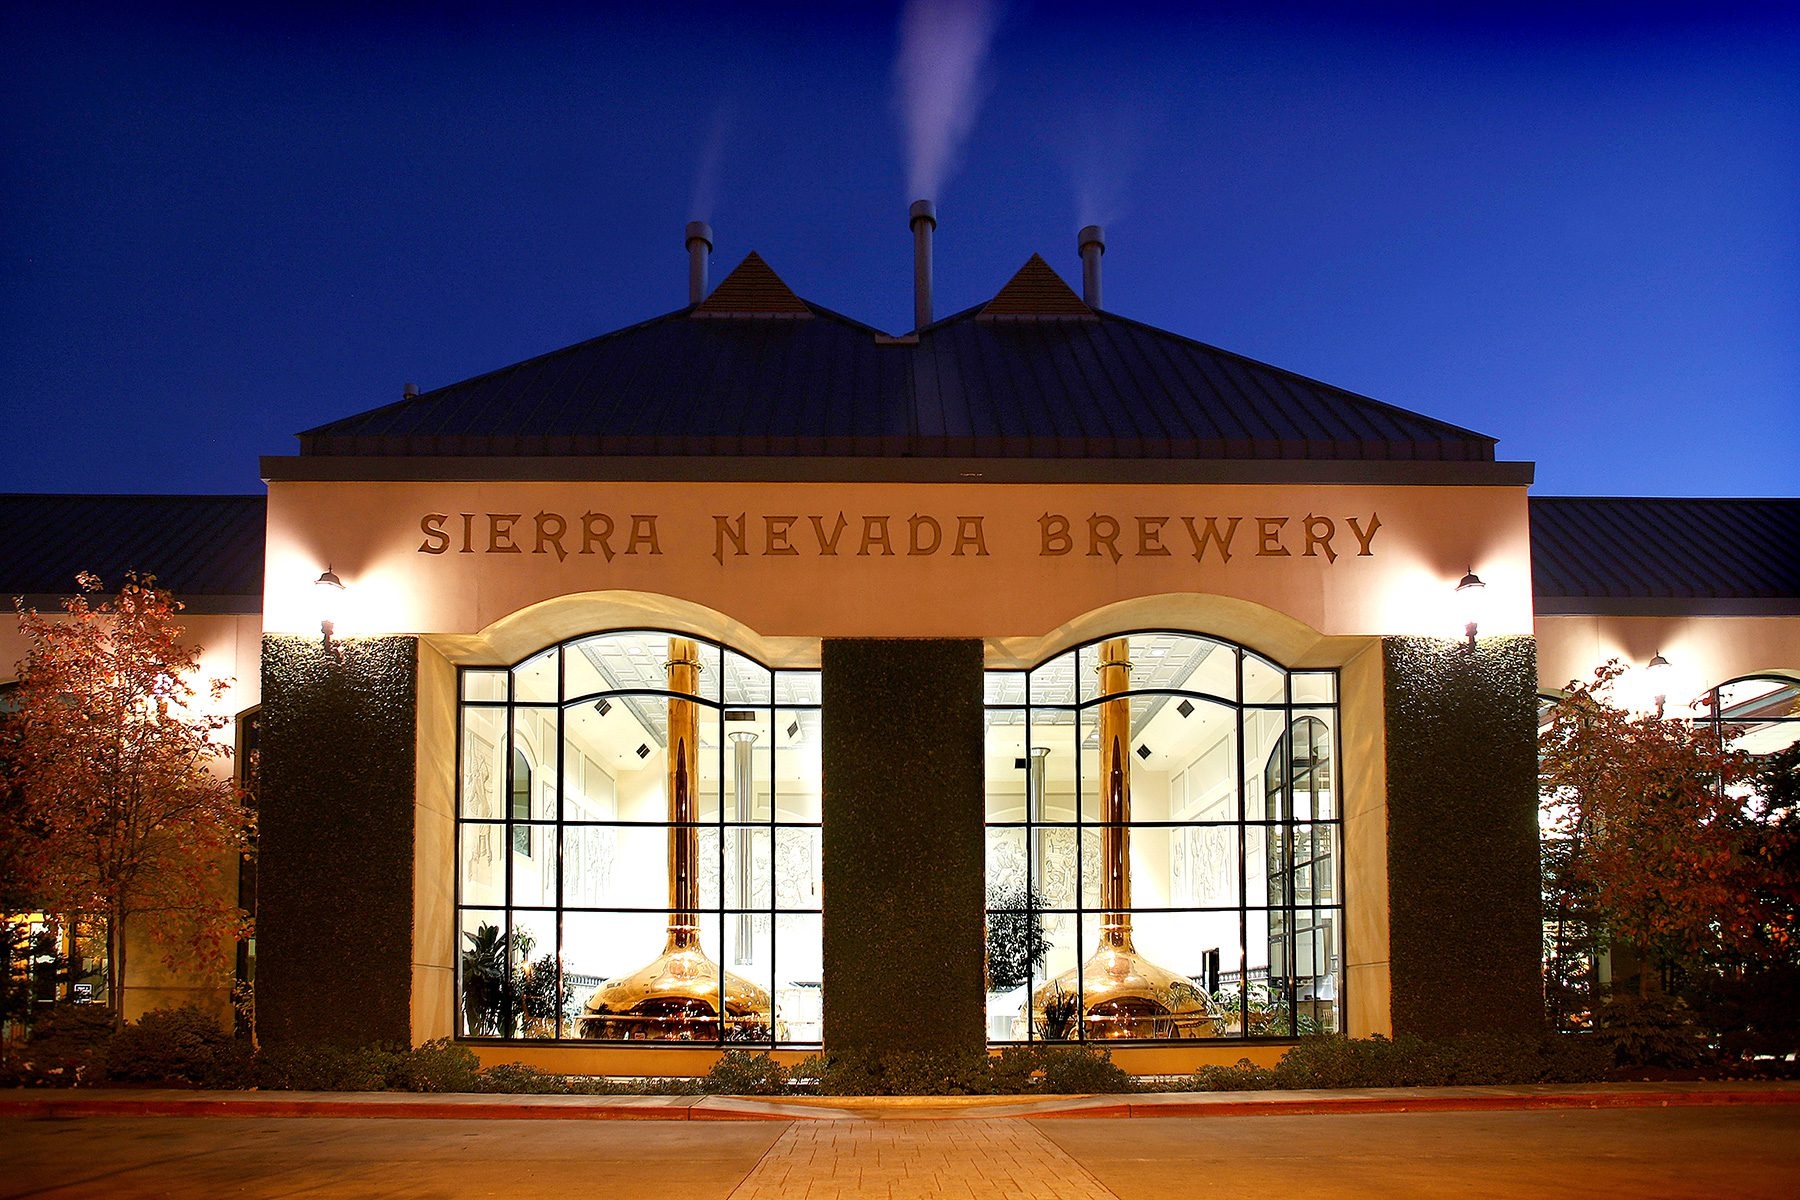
4 1084 1799 1123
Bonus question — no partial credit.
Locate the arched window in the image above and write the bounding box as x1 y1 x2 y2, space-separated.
456 631 822 1046
983 632 1341 1043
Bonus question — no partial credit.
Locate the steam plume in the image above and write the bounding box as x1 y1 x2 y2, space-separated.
1056 100 1152 230
688 104 731 221
895 0 1000 201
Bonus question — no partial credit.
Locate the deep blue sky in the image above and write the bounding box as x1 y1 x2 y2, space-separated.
4 2 1796 497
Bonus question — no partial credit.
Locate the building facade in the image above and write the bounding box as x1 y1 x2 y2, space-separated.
5 232 1796 1075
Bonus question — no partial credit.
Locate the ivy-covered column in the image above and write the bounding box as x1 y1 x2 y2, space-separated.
820 639 986 1062
1382 636 1543 1037
258 635 419 1046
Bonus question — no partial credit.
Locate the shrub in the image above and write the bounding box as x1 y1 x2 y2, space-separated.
702 1050 790 1096
254 1043 401 1092
394 1038 483 1093
19 1004 117 1085
104 1005 252 1088
1272 1034 1452 1089
1593 995 1710 1069
1181 1058 1277 1092
1033 1046 1135 1094
478 1061 562 1094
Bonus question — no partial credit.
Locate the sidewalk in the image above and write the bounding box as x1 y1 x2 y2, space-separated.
4 1080 1797 1122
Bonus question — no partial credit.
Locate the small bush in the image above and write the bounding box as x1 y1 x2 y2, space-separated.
1593 995 1710 1069
20 1005 118 1085
254 1043 401 1092
1181 1057 1277 1092
1033 1046 1135 1094
702 1050 790 1096
104 1006 252 1088
478 1061 562 1094
394 1038 483 1093
1273 1034 1452 1089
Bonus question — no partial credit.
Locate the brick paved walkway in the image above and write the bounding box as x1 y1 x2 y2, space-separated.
729 1118 1117 1200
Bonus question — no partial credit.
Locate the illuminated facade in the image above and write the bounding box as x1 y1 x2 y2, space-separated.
3 233 1795 1073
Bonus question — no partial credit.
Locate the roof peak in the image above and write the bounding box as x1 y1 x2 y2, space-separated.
693 251 812 317
977 253 1093 320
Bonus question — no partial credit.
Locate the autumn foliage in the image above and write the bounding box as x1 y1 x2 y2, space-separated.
2 573 253 1014
1540 661 1800 1050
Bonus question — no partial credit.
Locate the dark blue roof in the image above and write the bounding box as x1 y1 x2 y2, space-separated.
1531 497 1800 615
0 494 265 613
298 255 1498 464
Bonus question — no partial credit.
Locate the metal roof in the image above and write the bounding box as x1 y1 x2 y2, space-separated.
0 495 265 614
297 254 1500 466
1531 497 1800 616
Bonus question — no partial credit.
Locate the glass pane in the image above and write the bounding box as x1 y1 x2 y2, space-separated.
1079 706 1102 823
1241 708 1285 820
1177 639 1237 702
1029 911 1080 1041
567 696 670 822
1127 825 1175 906
1161 697 1237 822
985 670 1026 706
510 823 557 908
1034 828 1082 909
562 825 666 909
985 708 1029 822
722 710 771 821
773 913 824 1045
511 911 559 1039
1032 648 1079 706
512 648 557 704
1290 671 1336 705
460 706 508 819
1243 653 1285 705
462 670 507 701
459 823 505 908
774 708 821 822
722 648 772 706
560 824 618 908
773 827 820 910
457 909 506 1037
986 827 1028 897
1032 710 1080 824
1290 712 1336 820
773 670 820 708
712 826 768 912
561 910 700 1038
561 709 619 820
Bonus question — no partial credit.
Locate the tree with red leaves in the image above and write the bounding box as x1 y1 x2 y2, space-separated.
2 573 253 1015
1541 661 1800 1047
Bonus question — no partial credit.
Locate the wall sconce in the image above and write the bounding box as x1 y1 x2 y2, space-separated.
1454 567 1486 647
1645 653 1671 718
315 566 345 656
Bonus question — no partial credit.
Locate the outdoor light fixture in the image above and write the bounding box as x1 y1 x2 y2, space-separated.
314 566 345 656
1646 653 1672 718
1455 567 1486 647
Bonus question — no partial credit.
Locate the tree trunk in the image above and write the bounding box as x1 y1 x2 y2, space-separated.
108 910 127 1017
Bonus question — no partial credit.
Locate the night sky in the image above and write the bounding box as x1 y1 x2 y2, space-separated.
4 2 1796 498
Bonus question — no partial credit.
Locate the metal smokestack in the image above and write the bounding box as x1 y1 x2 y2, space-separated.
910 199 936 330
686 221 714 304
1078 224 1105 310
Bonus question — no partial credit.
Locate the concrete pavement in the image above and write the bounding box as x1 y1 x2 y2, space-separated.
4 1085 1799 1199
